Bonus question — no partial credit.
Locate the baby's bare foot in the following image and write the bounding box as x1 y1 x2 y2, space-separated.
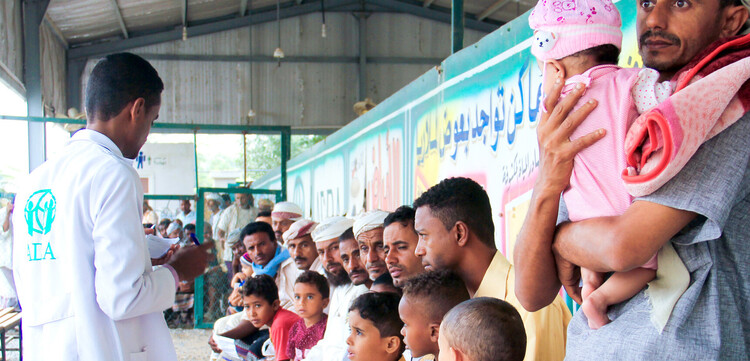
582 294 611 330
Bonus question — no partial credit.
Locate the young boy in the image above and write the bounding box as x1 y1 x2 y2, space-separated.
399 270 470 360
346 292 405 361
438 297 526 361
241 274 300 361
287 271 330 361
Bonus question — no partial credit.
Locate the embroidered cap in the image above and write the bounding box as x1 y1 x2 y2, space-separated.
528 0 622 61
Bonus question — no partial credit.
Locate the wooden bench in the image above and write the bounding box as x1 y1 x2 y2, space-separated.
0 308 21 361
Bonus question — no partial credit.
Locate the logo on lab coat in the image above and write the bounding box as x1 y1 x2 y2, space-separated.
24 189 57 236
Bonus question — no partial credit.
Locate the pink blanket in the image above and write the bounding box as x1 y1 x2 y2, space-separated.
622 35 750 197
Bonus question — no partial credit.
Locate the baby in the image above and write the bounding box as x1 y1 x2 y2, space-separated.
438 297 526 361
529 0 672 328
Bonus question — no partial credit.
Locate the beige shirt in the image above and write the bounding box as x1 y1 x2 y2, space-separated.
475 251 571 361
276 257 303 312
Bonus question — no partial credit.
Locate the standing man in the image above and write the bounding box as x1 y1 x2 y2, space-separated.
175 199 196 225
271 201 303 243
12 53 208 360
205 193 223 238
514 0 750 358
283 219 323 273
413 177 570 361
305 216 369 361
352 210 389 282
383 206 425 288
217 192 258 272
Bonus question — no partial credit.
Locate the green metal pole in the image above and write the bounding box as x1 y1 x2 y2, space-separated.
280 127 291 201
452 0 464 54
194 188 206 328
193 131 199 192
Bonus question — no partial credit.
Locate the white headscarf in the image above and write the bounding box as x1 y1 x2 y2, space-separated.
312 216 355 243
271 201 303 220
352 210 389 240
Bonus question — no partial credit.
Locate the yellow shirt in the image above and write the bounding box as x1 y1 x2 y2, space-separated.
475 251 571 361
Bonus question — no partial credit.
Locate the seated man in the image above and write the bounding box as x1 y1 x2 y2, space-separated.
352 210 390 282
284 219 323 274
271 202 304 244
413 177 570 361
383 206 426 288
304 217 369 361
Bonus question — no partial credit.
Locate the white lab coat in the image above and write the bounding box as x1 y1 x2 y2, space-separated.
12 130 178 361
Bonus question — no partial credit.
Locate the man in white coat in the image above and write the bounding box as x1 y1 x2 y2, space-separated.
12 53 209 361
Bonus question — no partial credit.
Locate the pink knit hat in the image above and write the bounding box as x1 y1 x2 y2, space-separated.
528 0 622 61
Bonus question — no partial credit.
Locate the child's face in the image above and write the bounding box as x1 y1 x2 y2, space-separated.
346 310 392 361
293 282 328 320
399 296 438 358
243 294 279 328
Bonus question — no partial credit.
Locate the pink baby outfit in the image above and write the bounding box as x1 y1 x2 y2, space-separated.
559 65 670 269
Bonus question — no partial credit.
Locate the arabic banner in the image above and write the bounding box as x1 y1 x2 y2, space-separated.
254 0 640 258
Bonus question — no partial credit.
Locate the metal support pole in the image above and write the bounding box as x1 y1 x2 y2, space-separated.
193 131 199 191
280 127 291 201
451 0 464 53
65 58 86 113
357 13 368 101
23 0 50 172
193 188 205 327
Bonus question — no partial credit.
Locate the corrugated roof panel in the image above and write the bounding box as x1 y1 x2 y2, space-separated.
186 0 244 23
47 0 122 44
0 0 23 94
119 0 181 33
365 13 486 58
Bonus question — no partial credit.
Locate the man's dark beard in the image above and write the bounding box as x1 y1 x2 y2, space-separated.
325 268 351 287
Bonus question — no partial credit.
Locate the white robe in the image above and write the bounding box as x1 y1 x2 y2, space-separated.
13 130 178 361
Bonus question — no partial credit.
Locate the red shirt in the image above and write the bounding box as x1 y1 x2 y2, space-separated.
271 308 301 361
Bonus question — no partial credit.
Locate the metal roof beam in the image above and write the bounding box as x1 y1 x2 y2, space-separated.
239 0 249 16
68 0 359 60
369 0 499 33
44 13 68 48
134 53 444 64
182 0 188 26
477 0 512 21
107 0 129 38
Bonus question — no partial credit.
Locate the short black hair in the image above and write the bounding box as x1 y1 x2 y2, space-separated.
257 210 272 218
158 218 171 228
384 206 415 228
412 177 495 249
339 227 355 242
221 194 232 202
349 292 404 339
295 270 330 299
240 274 279 304
570 44 620 65
372 272 401 295
240 221 276 243
402 270 469 323
442 297 526 361
720 0 742 7
184 224 196 233
85 53 164 121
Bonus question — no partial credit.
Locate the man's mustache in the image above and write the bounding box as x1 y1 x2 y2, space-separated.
294 256 307 262
639 30 681 47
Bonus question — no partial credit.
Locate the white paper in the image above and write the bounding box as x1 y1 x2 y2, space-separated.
146 235 180 258
214 335 240 359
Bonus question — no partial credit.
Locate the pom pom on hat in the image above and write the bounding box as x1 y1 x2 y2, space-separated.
529 0 622 61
